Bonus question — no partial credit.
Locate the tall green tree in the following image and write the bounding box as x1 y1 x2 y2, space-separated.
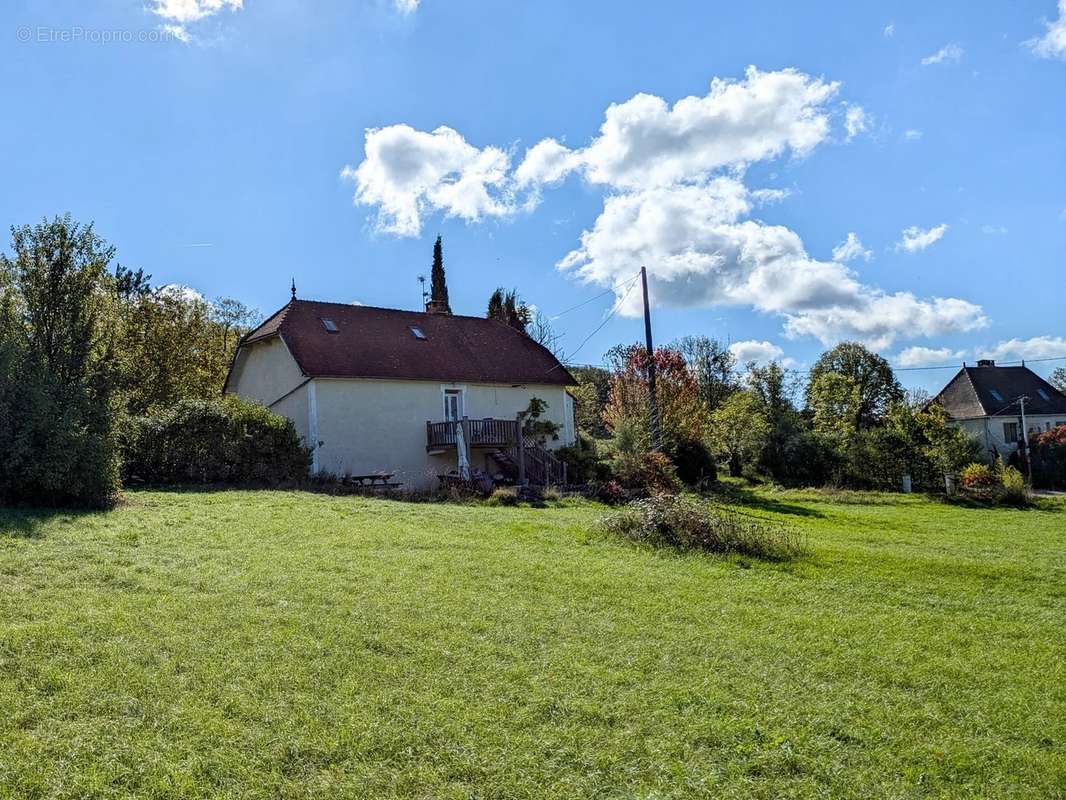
1051 367 1066 393
805 342 902 436
429 235 451 313
709 390 771 477
486 287 530 333
0 215 122 507
674 335 737 412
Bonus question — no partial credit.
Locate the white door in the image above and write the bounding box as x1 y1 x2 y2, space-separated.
443 389 464 421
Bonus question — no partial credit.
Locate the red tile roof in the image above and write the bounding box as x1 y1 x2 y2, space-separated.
241 300 576 386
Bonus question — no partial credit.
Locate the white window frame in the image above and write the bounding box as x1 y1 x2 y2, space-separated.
441 386 466 421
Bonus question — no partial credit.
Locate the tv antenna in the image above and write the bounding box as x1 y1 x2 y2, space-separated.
417 274 428 310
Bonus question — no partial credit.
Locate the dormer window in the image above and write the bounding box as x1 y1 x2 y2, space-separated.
410 326 426 340
321 318 338 333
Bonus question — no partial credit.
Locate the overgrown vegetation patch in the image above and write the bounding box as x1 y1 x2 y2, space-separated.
600 494 805 560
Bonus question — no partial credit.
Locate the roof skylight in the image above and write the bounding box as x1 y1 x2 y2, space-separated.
1038 389 1051 402
410 326 426 340
989 388 1004 402
321 318 338 333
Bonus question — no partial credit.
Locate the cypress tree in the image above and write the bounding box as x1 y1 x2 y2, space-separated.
430 235 451 313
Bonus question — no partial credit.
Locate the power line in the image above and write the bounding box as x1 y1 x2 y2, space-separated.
546 272 642 320
554 277 640 368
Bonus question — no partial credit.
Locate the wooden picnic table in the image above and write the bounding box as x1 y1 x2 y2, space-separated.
344 472 401 489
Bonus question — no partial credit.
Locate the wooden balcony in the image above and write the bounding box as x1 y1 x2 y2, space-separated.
426 418 519 452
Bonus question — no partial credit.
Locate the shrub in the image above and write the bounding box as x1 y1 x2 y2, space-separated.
124 396 311 485
614 450 682 496
555 433 613 484
1031 425 1066 489
485 486 519 506
670 438 717 486
601 495 804 560
592 479 629 505
960 462 997 491
1000 465 1030 506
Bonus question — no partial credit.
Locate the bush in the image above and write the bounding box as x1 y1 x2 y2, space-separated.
124 396 311 485
555 433 613 484
601 495 804 560
670 438 717 486
960 462 997 492
1000 465 1030 506
1031 426 1066 489
614 450 682 496
485 486 519 506
591 479 629 505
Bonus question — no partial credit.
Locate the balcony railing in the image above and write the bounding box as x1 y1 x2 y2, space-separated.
426 418 519 450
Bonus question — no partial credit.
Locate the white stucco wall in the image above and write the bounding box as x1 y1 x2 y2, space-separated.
225 336 305 407
311 379 575 488
953 414 1066 458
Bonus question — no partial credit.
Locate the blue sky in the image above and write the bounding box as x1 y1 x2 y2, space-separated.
3 0 1065 392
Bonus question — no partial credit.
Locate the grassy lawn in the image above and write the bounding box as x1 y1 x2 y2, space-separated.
2 489 1065 799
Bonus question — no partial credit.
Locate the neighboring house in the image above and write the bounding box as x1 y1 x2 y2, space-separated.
932 359 1066 458
224 297 577 488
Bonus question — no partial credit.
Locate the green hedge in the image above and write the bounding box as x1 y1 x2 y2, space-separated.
124 396 311 486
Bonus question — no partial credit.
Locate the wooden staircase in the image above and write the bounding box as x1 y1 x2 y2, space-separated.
489 442 567 487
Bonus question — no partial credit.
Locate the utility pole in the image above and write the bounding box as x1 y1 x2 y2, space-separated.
640 266 661 451
1019 395 1032 482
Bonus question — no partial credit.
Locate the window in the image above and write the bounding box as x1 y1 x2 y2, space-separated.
410 326 426 340
1038 389 1051 402
1003 422 1018 443
321 318 338 333
989 388 1004 403
443 388 463 421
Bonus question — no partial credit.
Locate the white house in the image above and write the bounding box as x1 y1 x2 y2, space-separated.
932 360 1066 458
224 296 578 488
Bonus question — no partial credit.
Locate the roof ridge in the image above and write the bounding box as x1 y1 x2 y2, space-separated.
291 297 500 324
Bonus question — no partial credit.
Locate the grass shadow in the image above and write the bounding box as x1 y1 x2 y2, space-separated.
0 506 101 539
705 483 826 519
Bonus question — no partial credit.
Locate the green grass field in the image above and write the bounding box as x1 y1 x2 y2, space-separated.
2 488 1065 799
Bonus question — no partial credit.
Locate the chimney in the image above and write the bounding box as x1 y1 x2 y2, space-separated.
977 359 995 368
424 300 450 315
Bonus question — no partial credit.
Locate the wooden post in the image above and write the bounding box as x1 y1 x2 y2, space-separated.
515 412 526 485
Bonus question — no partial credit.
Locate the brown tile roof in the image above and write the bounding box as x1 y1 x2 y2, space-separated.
241 299 576 386
934 364 1066 418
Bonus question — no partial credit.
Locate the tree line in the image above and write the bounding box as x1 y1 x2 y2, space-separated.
0 215 260 507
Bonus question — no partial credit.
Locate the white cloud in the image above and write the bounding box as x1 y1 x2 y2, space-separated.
921 43 964 66
884 23 895 37
832 232 872 262
341 124 514 236
1027 0 1066 59
344 66 988 349
903 129 924 141
729 340 784 365
513 138 583 188
981 224 1008 235
978 336 1066 362
394 0 420 13
150 0 242 40
557 180 986 348
751 187 791 204
895 346 962 367
844 105 869 141
515 66 841 191
896 223 948 253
